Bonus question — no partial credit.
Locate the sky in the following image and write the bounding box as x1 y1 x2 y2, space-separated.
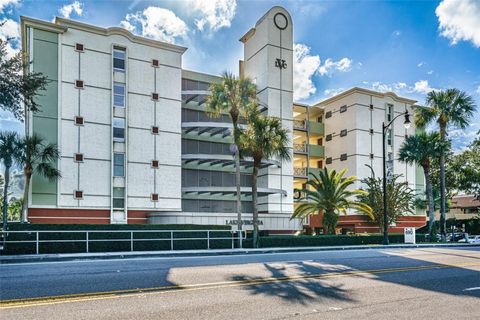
1 0 479 151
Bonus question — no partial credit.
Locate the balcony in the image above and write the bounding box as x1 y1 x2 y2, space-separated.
309 121 324 135
293 143 307 153
293 120 307 130
309 144 324 157
293 167 307 177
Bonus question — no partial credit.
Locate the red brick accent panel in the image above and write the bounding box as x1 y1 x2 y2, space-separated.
28 209 149 224
127 211 148 224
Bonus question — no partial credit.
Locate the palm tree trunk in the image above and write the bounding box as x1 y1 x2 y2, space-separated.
439 125 447 241
2 166 11 241
252 160 260 248
232 118 242 248
21 171 31 223
423 166 435 237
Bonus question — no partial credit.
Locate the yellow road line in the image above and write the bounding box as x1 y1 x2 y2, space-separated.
1 261 479 310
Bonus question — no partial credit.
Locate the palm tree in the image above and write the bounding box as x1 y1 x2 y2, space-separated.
17 133 60 223
414 89 476 240
292 168 372 235
205 72 257 244
0 131 22 231
398 132 445 237
240 105 291 248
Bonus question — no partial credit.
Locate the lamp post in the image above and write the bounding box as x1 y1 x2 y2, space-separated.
382 110 411 245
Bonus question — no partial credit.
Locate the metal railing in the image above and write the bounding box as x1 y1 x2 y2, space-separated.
293 167 307 177
293 120 307 130
2 230 245 255
293 143 307 153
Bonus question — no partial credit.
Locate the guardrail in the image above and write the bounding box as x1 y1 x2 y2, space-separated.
2 230 245 255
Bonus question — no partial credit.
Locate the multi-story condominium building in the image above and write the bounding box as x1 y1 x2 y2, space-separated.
21 6 425 233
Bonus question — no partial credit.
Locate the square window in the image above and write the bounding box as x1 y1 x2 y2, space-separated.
369 104 374 110
113 48 126 71
74 190 83 199
152 59 159 67
369 128 374 135
152 93 159 101
151 126 159 134
113 187 125 209
75 43 84 52
325 111 332 119
340 105 347 113
326 134 332 141
113 153 125 177
74 116 84 125
74 153 84 162
113 117 125 140
113 83 125 108
75 80 84 88
340 129 347 137
326 157 332 165
151 160 159 168
151 193 159 201
370 153 374 159
340 153 347 161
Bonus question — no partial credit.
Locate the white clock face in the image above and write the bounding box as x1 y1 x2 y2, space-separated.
274 13 288 30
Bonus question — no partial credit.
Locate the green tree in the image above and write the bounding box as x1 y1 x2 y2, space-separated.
0 131 22 230
292 168 372 235
398 132 445 236
205 72 257 243
0 39 49 121
17 134 61 223
240 104 291 248
448 136 480 199
414 89 476 240
7 197 23 222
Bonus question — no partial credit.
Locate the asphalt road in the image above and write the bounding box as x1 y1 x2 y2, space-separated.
1 247 479 319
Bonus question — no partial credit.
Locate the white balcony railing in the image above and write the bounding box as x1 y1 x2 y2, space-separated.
294 167 307 177
293 143 307 153
293 120 307 130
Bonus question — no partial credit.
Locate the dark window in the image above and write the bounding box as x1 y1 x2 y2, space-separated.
340 153 347 161
152 93 159 101
151 126 159 134
317 116 323 123
74 190 83 199
405 134 409 139
317 160 323 168
75 43 84 52
151 160 159 168
340 129 347 137
326 157 332 164
75 80 84 88
370 153 374 159
325 111 332 119
74 153 84 162
369 104 374 110
113 153 125 177
113 117 125 140
74 116 84 125
369 128 374 134
317 138 323 146
113 83 125 108
113 187 125 209
151 193 159 201
113 48 126 71
326 134 332 141
340 105 347 113
152 59 159 67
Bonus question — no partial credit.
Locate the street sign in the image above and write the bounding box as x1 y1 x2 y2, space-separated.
404 227 416 244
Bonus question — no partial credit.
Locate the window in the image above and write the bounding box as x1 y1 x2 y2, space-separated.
325 111 332 119
317 116 323 123
152 59 159 67
340 129 347 137
151 193 159 201
113 83 125 108
151 160 159 168
113 187 125 209
113 153 125 177
74 153 84 162
317 160 323 168
340 153 347 161
340 105 347 113
75 80 84 88
326 134 332 141
317 138 323 146
75 43 84 52
113 117 125 140
405 134 409 139
74 116 84 125
369 104 374 110
152 93 159 101
387 128 392 146
151 126 159 134
74 190 83 199
370 153 374 159
386 103 393 122
113 48 126 71
326 157 332 164
369 128 374 135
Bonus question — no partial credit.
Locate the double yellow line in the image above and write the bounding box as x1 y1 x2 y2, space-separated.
1 261 479 310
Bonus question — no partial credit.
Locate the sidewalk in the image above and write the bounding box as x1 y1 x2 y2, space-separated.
1 242 479 264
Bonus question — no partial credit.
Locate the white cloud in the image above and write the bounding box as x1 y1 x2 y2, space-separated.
59 1 83 18
318 57 353 76
427 70 434 75
0 0 19 13
392 30 401 36
436 0 480 47
190 0 236 32
0 18 20 57
371 81 407 93
413 80 436 94
417 61 425 67
120 6 188 44
324 88 346 97
293 43 320 101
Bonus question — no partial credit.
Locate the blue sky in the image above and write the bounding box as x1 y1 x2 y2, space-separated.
1 0 479 150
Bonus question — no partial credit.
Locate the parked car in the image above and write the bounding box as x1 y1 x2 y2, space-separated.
458 235 480 244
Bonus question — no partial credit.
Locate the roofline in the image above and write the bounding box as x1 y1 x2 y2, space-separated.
314 87 417 106
20 16 187 54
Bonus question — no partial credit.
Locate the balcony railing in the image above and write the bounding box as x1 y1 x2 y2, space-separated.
294 167 307 177
293 143 307 153
293 120 307 130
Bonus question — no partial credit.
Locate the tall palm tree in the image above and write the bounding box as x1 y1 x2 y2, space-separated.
398 132 445 237
415 89 476 240
205 72 257 244
0 131 22 231
240 105 291 248
292 168 372 235
17 133 60 223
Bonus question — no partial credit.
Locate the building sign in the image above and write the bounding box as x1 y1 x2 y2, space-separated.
275 58 287 69
404 227 415 244
226 219 264 226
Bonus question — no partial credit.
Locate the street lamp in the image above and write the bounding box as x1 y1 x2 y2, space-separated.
382 110 411 245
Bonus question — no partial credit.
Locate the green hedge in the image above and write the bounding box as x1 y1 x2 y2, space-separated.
3 224 233 255
242 234 428 248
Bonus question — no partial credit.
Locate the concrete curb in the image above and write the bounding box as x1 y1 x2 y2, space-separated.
1 243 479 264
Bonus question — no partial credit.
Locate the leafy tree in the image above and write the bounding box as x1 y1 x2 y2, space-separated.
240 104 291 247
292 168 372 235
414 89 477 240
358 170 415 233
17 134 61 223
398 132 445 236
447 136 480 199
0 39 49 121
205 72 257 241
